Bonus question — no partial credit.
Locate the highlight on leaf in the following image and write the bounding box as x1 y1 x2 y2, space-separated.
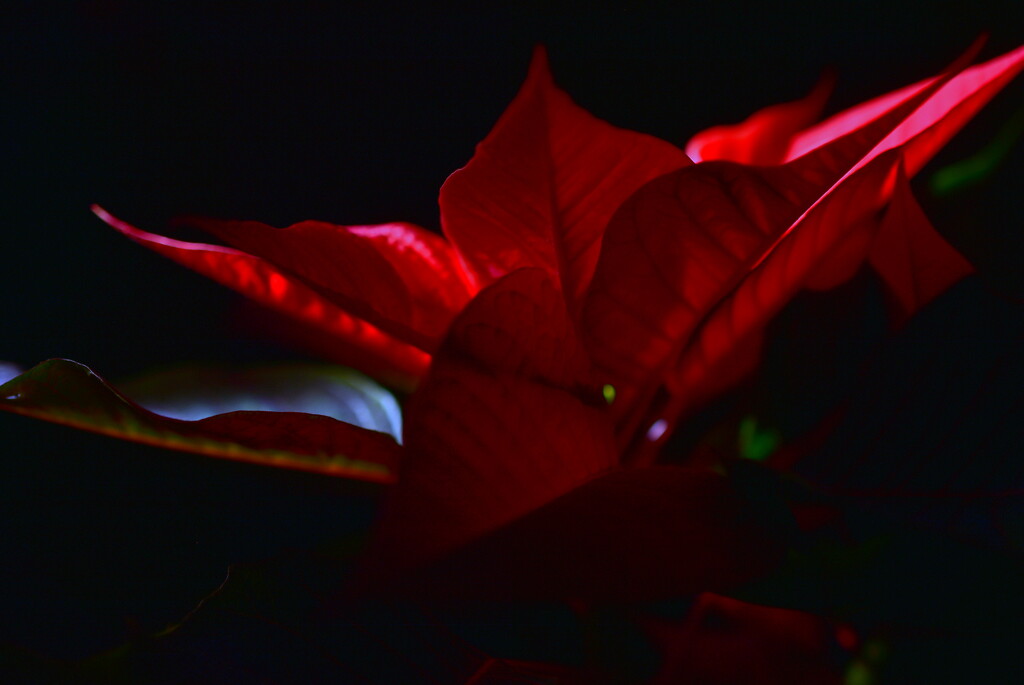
0 359 401 481
581 42 1024 459
439 46 691 310
118 362 403 440
93 206 432 389
686 69 835 164
0 361 20 386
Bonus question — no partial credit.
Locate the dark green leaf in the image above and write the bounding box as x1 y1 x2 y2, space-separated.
118 362 401 440
0 359 400 481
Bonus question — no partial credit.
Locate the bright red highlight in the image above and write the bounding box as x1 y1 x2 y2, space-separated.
2 42 1018 608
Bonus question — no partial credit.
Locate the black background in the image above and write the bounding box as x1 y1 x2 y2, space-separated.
2 0 1022 667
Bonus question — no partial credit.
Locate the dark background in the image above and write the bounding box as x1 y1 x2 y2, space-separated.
2 0 1022 667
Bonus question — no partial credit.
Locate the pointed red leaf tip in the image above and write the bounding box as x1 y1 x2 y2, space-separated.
581 42 1024 451
177 215 473 350
691 41 1024 173
868 164 974 326
357 268 618 586
685 69 835 164
92 206 431 388
786 42 1024 173
0 359 400 481
439 45 691 311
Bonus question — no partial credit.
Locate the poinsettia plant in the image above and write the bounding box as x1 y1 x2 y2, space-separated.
3 39 1023 682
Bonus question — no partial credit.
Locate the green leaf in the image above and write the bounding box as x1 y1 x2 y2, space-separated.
0 359 400 481
738 415 781 461
929 104 1024 196
118 362 402 440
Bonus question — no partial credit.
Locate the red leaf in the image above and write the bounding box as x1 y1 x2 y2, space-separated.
678 168 974 417
0 359 400 481
669 153 902 414
582 43 1024 451
785 44 1024 172
439 47 691 310
94 206 431 387
868 165 975 326
801 213 879 291
647 593 840 685
692 44 1024 174
355 270 780 601
390 466 784 602
359 268 617 579
685 71 834 164
177 215 473 351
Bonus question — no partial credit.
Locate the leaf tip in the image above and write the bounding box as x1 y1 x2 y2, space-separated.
90 204 134 236
527 44 555 87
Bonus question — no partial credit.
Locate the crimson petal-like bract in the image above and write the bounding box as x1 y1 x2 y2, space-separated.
868 165 975 326
685 71 834 164
356 269 780 601
785 45 1024 170
94 206 432 388
181 215 473 351
582 43 1024 452
361 268 616 575
439 47 691 311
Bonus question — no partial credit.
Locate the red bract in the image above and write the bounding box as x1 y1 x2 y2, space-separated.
3 42 1022 601
583 42 1024 457
352 268 781 600
94 47 690 390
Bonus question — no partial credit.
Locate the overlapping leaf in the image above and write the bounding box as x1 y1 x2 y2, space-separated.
361 268 616 575
357 269 781 600
94 206 432 388
785 45 1024 169
867 165 975 325
582 43 1024 452
440 47 691 309
694 45 1024 173
181 215 473 350
685 71 834 164
0 359 400 481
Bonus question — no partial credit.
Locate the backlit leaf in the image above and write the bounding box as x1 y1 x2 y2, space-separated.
582 43 1024 452
94 206 431 388
784 44 1024 172
686 71 834 164
439 47 691 310
182 215 472 350
357 270 781 601
360 268 617 578
868 165 974 326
